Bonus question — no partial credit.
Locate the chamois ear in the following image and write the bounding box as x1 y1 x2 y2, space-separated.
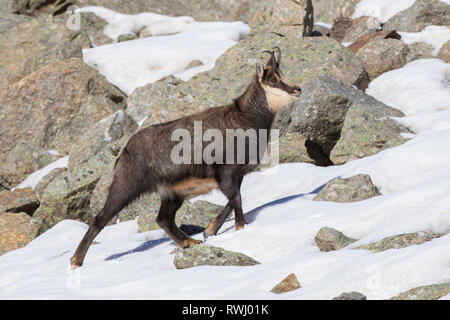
256 62 264 81
273 47 281 66
262 50 276 69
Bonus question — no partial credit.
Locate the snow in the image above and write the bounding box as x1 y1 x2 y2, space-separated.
1 5 450 301
399 25 450 56
367 59 450 134
78 7 250 95
12 156 69 191
353 0 416 23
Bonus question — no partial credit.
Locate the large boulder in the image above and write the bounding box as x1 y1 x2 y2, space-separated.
348 30 401 53
0 212 39 255
32 149 115 233
390 282 450 300
313 174 381 202
384 0 450 32
275 75 407 164
314 226 357 252
406 42 434 63
0 58 127 164
358 231 444 253
128 33 370 127
0 188 39 215
0 140 59 190
356 39 410 80
173 244 260 269
313 0 360 25
0 14 91 88
331 16 381 43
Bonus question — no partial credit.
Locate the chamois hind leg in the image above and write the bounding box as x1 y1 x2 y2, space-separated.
203 203 233 239
70 152 143 268
156 195 202 248
218 172 247 231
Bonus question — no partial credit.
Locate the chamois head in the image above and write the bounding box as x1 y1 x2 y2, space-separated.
256 47 302 112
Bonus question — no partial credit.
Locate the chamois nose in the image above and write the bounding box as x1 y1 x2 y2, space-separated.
293 86 301 96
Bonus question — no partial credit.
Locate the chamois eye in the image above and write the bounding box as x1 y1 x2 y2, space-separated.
269 76 277 85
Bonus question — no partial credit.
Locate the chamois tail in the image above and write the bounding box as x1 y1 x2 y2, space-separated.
70 150 148 268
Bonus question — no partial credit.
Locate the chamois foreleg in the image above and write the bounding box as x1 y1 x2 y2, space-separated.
203 203 233 239
218 172 247 231
156 195 202 248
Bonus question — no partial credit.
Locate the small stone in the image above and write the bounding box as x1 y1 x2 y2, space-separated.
173 244 260 269
314 227 357 252
186 60 204 69
333 291 367 300
271 273 301 294
117 33 138 42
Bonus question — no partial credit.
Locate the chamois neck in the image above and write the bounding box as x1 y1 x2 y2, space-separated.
235 78 275 129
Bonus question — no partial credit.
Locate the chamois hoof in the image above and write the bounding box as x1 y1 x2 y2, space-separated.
235 220 248 231
70 255 82 269
183 238 202 249
202 231 209 242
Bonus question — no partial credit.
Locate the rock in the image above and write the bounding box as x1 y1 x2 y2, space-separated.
276 75 405 161
358 231 444 253
78 11 111 47
68 110 138 168
117 33 138 42
438 41 450 63
186 60 204 70
0 14 91 88
330 17 353 42
0 140 59 190
0 188 40 215
333 292 367 300
342 16 381 43
0 58 127 164
313 24 330 37
0 0 13 13
34 167 65 201
250 0 304 29
330 102 410 164
272 132 317 165
314 174 381 203
313 0 360 25
128 34 370 127
384 0 450 32
314 226 357 252
173 244 260 269
271 273 301 294
13 0 72 16
0 212 39 255
406 42 434 63
348 30 401 53
356 39 410 80
390 282 450 300
33 149 115 234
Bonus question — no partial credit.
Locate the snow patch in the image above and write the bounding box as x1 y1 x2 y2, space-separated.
353 0 416 23
399 25 450 56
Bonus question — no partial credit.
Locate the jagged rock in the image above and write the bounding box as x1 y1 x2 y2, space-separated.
330 101 410 164
342 16 381 43
330 17 353 42
68 110 138 168
271 273 301 294
275 75 405 162
314 174 381 203
356 39 410 80
313 0 360 25
12 0 73 16
358 231 444 253
384 0 450 32
0 140 59 190
333 292 367 300
0 58 127 164
34 167 65 201
390 282 450 300
0 212 39 255
128 34 370 128
314 226 357 252
173 244 260 269
33 149 115 234
0 14 91 88
406 42 434 63
0 188 39 215
348 30 401 53
78 11 111 46
438 41 450 63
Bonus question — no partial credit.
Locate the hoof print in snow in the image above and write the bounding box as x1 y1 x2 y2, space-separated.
0 188 40 216
173 244 260 269
270 273 301 294
332 291 367 300
313 174 381 203
358 231 444 253
315 227 357 252
390 282 450 300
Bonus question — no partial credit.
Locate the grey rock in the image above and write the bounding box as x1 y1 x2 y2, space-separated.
117 33 138 42
384 0 450 32
406 42 434 63
314 226 358 252
0 187 39 215
390 282 450 300
333 291 367 300
313 174 381 203
174 244 260 269
342 16 381 43
34 167 66 201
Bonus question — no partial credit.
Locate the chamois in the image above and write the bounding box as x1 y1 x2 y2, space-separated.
70 48 301 268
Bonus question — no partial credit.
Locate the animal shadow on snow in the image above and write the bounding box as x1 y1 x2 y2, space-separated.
105 180 333 262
